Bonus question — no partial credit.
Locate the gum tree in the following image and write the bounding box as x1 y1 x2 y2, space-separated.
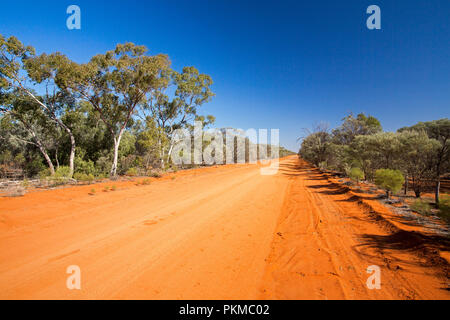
0 91 58 175
0 35 78 176
59 43 171 176
399 119 450 204
142 66 215 168
397 130 439 198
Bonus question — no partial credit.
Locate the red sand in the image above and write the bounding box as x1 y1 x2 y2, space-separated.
0 156 448 299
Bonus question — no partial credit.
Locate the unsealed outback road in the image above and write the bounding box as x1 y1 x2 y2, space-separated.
0 156 448 299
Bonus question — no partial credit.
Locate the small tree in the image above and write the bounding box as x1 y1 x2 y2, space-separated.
375 169 405 199
349 167 364 184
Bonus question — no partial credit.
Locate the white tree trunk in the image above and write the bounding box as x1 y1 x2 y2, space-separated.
68 132 76 177
110 129 125 177
36 140 55 176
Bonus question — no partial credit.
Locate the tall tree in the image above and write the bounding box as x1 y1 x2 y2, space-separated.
0 92 58 175
400 119 450 203
142 66 215 168
397 130 440 198
23 53 78 177
59 43 171 176
332 113 382 145
0 35 77 176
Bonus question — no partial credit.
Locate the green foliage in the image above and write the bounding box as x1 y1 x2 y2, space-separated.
375 169 405 197
126 167 138 177
150 170 162 178
73 172 95 183
55 166 71 178
397 130 439 197
410 199 432 216
349 167 364 182
318 161 328 171
39 169 51 180
332 113 382 145
74 155 96 176
438 195 450 223
299 113 448 205
299 130 332 167
1 33 216 181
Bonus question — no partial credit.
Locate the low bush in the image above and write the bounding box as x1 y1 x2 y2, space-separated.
375 169 404 199
55 166 72 179
349 167 364 183
74 173 95 184
438 195 450 223
410 199 432 216
74 156 96 176
150 170 162 178
126 167 138 177
39 168 51 180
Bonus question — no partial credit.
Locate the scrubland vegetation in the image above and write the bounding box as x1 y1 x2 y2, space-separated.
299 114 450 207
0 34 293 190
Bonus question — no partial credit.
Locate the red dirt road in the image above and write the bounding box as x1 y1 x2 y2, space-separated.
0 156 448 299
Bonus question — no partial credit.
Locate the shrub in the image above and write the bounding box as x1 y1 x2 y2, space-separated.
111 185 117 191
318 161 327 171
150 170 162 178
74 156 96 176
141 179 151 185
25 158 46 177
74 173 95 184
55 166 72 179
39 168 51 180
410 199 432 216
73 172 85 181
438 195 450 223
104 186 110 192
89 188 96 195
375 169 404 199
126 167 138 177
349 167 364 183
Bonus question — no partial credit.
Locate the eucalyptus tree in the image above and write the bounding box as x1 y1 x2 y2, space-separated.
142 66 215 168
397 130 440 197
23 53 79 177
299 131 333 167
332 113 382 145
0 34 77 176
58 43 171 176
363 132 402 170
399 119 450 203
0 92 58 175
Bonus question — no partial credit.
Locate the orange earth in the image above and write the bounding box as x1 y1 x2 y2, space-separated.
0 156 448 300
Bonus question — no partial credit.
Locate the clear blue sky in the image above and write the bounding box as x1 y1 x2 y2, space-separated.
1 0 449 151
